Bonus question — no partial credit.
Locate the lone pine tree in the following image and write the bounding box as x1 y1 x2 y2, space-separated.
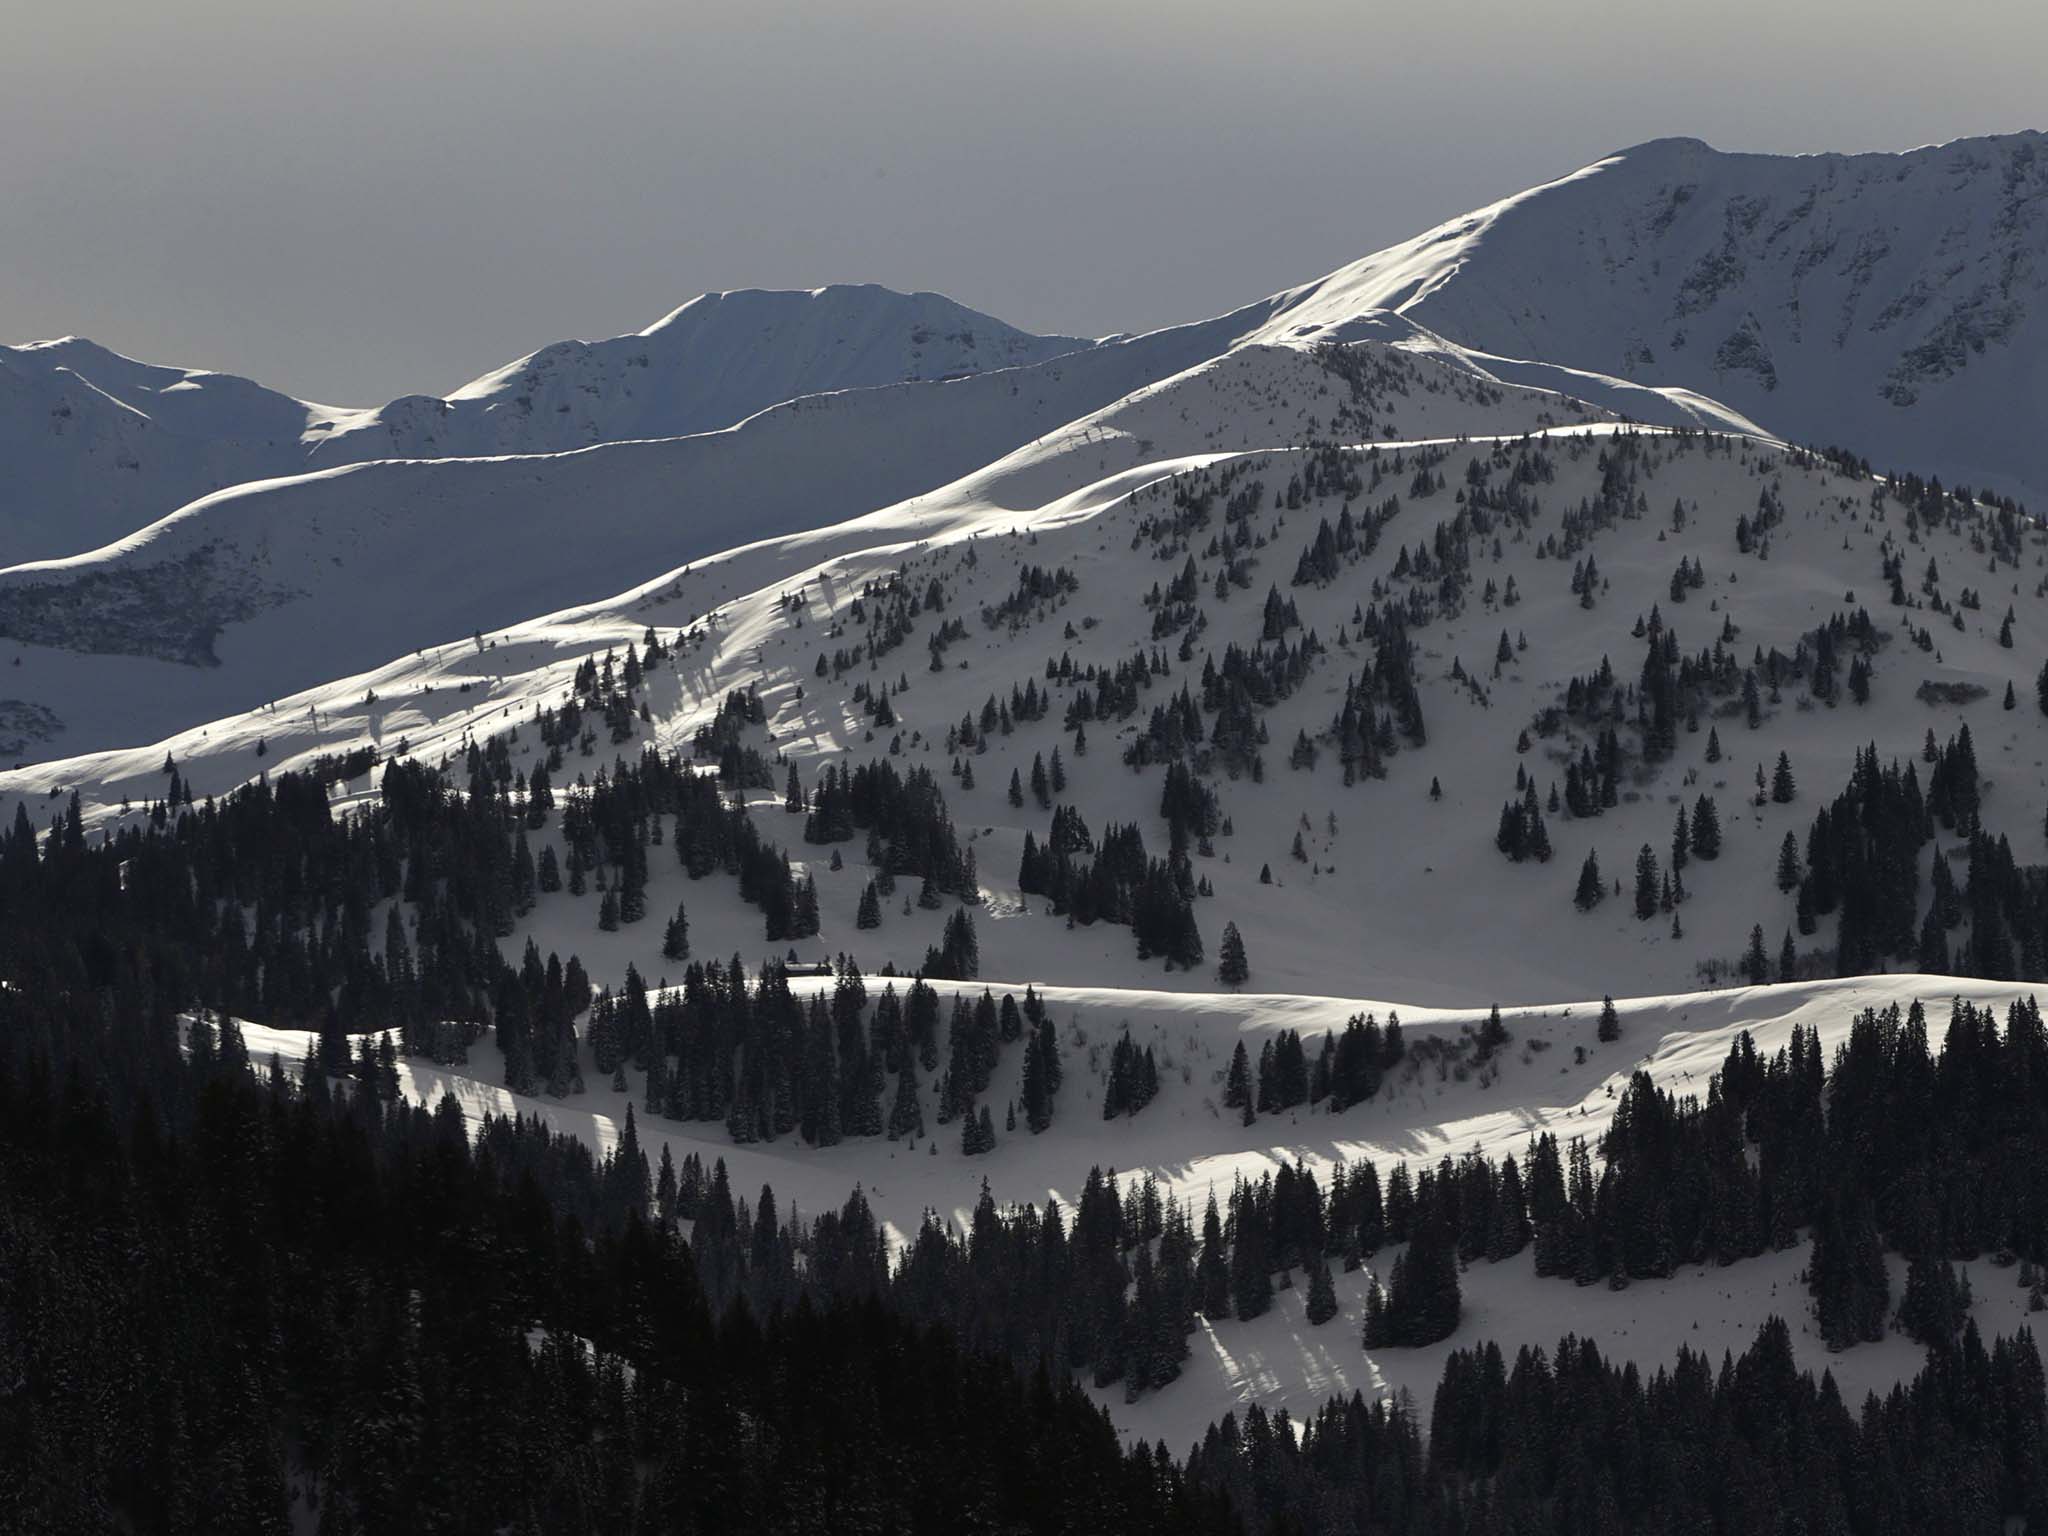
1218 921 1250 986
1633 844 1660 921
1574 849 1605 911
1772 751 1797 804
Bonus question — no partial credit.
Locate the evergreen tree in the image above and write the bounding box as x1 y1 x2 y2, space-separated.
1691 795 1722 859
1743 924 1770 985
1229 1186 1272 1321
1574 850 1604 911
1304 1259 1339 1326
1899 1253 1973 1345
1361 1274 1390 1349
1633 844 1660 921
1223 1040 1254 1124
1022 1014 1060 1133
1217 921 1250 987
887 1058 925 1141
1598 995 1620 1043
1810 1193 1889 1349
1771 751 1796 804
661 899 690 961
1196 1193 1232 1318
1775 831 1802 892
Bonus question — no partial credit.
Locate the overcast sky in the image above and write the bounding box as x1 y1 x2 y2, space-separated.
6 0 2041 405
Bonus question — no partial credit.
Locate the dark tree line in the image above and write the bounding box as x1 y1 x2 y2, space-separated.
588 956 1058 1149
0 762 575 1078
1190 1313 2047 1535
2 989 1230 1535
1223 1011 1407 1126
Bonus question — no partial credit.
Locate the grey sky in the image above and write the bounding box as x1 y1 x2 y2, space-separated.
6 0 2041 405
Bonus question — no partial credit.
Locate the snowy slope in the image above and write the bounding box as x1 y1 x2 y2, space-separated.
0 287 1094 564
1255 132 2048 508
18 405 2045 1010
0 336 1612 764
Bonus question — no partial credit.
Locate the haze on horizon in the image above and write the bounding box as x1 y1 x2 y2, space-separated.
5 0 2040 406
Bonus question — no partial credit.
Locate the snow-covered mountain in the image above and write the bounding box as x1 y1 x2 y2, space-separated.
1260 132 2048 508
0 288 1770 765
16 132 2042 755
12 129 2048 1482
0 286 1094 564
19 381 2034 1003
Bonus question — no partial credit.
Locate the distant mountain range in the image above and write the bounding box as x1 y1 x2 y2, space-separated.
8 133 2042 572
0 286 1095 564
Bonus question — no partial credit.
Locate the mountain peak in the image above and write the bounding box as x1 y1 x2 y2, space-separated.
1255 127 2048 507
1607 134 1717 159
633 281 1085 350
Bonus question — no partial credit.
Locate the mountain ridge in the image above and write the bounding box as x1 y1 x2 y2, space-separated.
0 284 1098 564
